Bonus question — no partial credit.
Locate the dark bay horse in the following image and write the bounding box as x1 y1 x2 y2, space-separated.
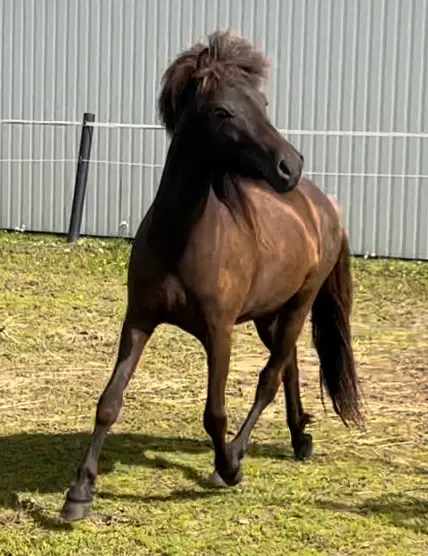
61 30 363 522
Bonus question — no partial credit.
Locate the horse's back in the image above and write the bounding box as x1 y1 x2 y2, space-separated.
295 176 344 261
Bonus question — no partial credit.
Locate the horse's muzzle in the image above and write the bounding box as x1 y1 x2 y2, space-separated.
276 152 304 191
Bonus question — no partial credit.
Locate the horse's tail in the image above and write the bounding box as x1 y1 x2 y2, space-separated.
311 232 364 427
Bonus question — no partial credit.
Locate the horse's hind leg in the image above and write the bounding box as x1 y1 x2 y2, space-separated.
229 304 310 470
255 317 313 460
61 313 154 522
282 347 314 459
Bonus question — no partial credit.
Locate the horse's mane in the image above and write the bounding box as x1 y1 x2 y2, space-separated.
158 29 270 135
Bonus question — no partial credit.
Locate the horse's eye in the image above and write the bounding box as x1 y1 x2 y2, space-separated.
214 107 233 119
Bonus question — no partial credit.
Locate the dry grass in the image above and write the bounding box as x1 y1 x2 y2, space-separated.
0 230 427 555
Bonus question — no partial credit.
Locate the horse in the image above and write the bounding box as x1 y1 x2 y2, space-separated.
61 30 363 522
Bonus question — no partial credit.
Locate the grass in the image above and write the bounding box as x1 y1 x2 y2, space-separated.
0 230 427 555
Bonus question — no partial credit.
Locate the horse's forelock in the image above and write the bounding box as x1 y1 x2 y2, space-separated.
158 30 269 134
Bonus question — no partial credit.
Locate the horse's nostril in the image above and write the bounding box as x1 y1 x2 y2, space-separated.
277 159 291 180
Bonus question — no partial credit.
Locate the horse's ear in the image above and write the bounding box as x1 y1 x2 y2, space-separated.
196 47 209 69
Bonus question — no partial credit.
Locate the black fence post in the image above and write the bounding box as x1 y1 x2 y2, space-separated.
67 112 95 242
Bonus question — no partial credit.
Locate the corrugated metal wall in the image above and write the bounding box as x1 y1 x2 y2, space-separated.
1 0 427 259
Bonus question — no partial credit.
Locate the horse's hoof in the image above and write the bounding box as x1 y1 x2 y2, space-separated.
208 470 228 488
209 466 243 488
293 433 313 461
229 467 243 486
60 498 92 523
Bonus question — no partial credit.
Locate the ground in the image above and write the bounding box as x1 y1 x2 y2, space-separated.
0 231 427 556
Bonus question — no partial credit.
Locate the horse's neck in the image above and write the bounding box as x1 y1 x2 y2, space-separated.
154 123 212 207
147 131 212 266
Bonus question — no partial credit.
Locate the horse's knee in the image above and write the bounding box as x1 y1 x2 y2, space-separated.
96 393 122 427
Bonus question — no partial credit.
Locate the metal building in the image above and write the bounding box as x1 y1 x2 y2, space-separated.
1 0 427 259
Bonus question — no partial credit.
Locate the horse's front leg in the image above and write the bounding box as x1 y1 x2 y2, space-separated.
61 314 154 522
203 324 241 486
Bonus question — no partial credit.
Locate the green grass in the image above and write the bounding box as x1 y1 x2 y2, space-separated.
0 230 427 555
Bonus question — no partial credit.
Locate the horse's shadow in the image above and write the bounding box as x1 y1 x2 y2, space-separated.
0 430 291 527
2 432 427 533
315 494 428 535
